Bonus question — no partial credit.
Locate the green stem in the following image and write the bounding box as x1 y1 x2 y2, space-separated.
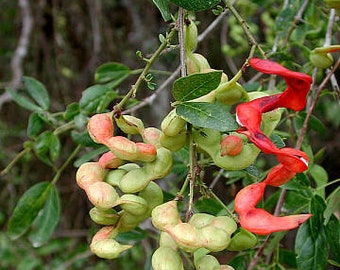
186 124 196 221
51 145 82 186
208 189 238 223
223 0 266 58
315 178 340 190
53 120 75 136
115 27 177 111
0 147 31 176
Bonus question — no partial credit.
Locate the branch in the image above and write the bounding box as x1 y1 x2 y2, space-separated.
0 0 33 109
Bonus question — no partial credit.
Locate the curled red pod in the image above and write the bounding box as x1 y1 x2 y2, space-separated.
263 164 296 187
248 58 313 111
234 182 266 213
238 208 312 235
276 148 309 173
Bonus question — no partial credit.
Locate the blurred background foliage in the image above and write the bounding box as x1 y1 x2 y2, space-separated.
0 0 339 269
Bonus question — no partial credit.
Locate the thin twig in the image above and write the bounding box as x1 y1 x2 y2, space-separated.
0 0 33 109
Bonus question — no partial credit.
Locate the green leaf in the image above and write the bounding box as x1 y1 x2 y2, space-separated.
295 195 329 269
49 133 61 161
170 0 221 11
269 133 285 148
8 182 51 240
33 131 54 166
6 88 42 111
173 71 222 102
27 112 45 138
28 186 60 247
71 130 98 147
176 102 238 131
79 85 113 113
309 164 328 198
152 0 172 21
324 185 340 225
325 215 340 264
95 62 130 84
23 76 50 110
63 102 80 120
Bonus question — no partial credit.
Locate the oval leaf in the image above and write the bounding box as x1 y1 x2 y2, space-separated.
153 0 172 21
176 102 238 131
95 62 130 84
79 85 112 113
8 182 51 240
23 76 50 110
28 185 60 247
170 0 221 11
6 88 42 112
173 71 222 102
27 112 45 138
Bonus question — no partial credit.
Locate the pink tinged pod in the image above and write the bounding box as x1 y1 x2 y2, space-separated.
76 162 105 190
98 151 124 169
87 113 114 145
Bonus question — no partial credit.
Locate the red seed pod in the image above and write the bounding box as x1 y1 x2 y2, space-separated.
98 151 124 169
220 135 244 156
76 162 105 190
136 142 157 162
87 113 114 145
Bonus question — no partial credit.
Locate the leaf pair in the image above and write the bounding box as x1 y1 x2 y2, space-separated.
172 71 238 132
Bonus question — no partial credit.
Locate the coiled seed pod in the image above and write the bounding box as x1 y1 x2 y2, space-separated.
90 239 132 259
98 151 124 169
168 223 203 252
141 127 162 147
195 255 220 270
227 228 257 251
159 231 178 250
161 109 187 137
89 207 120 226
106 136 140 161
135 142 157 162
160 130 188 152
188 213 215 229
85 182 119 210
76 162 105 190
91 226 118 243
115 115 144 135
105 168 127 187
144 147 173 179
87 112 114 144
200 225 231 252
151 200 181 231
151 246 184 270
186 52 211 74
119 167 150 194
139 181 164 215
116 194 149 216
208 216 238 235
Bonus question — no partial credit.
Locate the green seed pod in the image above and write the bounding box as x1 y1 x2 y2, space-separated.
200 225 231 252
184 17 198 52
115 114 144 135
144 147 173 179
89 207 120 226
160 130 188 151
151 246 184 270
215 82 247 105
227 228 257 251
195 255 220 270
159 231 178 250
117 194 149 216
193 127 221 149
220 265 235 270
161 109 187 137
90 239 132 259
208 216 238 235
76 162 105 190
168 223 203 252
118 163 140 171
119 167 150 193
188 213 215 229
186 52 211 74
91 226 118 243
117 211 147 233
85 182 120 210
139 181 164 215
106 136 140 161
104 168 127 187
151 200 181 231
141 127 162 147
309 51 334 69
